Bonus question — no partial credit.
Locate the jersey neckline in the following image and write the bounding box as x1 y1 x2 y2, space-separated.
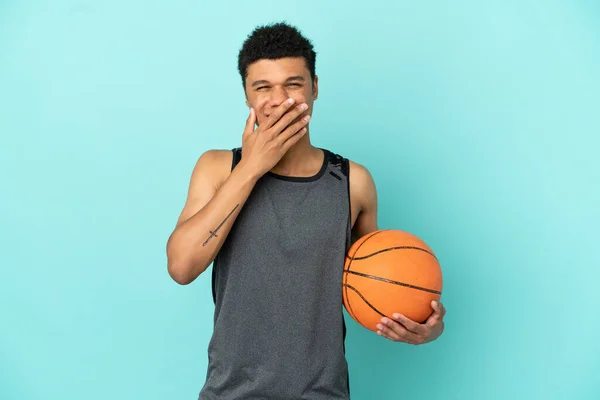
266 148 329 183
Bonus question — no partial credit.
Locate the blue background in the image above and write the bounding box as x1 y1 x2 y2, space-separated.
1 1 599 399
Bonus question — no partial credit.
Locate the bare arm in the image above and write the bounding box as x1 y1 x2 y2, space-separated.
166 98 310 285
166 150 258 284
350 161 379 244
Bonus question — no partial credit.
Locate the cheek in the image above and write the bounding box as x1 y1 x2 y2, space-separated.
256 113 267 126
254 96 268 109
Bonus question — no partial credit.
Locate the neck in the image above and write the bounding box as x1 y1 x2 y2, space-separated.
270 133 322 177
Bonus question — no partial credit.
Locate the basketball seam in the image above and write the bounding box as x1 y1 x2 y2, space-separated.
346 245 438 261
346 270 442 295
344 230 389 324
343 284 387 330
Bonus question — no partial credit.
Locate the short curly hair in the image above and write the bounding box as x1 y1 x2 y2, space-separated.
238 22 317 88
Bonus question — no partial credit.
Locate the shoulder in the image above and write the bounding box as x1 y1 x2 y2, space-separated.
190 148 234 189
324 149 375 191
348 158 377 211
193 148 233 171
198 149 233 164
348 159 376 191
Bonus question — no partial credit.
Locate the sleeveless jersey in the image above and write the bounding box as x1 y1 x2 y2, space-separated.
198 147 353 399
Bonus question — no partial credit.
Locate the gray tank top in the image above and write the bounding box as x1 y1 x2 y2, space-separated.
198 147 352 399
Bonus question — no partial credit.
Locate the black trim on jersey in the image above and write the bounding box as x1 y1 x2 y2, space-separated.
229 147 331 183
327 149 353 397
211 258 217 304
328 150 352 254
231 147 242 170
267 148 329 182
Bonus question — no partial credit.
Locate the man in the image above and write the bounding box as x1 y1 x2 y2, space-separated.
167 22 445 399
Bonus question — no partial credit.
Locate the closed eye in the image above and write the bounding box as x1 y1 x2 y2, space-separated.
256 83 301 91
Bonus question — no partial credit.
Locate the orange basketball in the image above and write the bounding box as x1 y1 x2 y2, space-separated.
342 229 443 331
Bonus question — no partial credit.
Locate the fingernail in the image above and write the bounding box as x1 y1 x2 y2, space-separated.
302 115 311 121
299 103 308 110
287 98 295 104
381 318 388 324
393 313 400 320
376 324 383 330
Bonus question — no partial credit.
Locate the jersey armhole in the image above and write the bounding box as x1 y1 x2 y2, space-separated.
344 157 352 253
231 147 242 171
342 156 352 397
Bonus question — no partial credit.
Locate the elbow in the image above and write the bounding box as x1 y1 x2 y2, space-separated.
166 235 196 285
166 234 209 285
167 259 196 285
166 247 209 285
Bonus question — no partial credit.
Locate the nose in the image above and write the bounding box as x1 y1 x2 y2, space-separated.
267 85 291 108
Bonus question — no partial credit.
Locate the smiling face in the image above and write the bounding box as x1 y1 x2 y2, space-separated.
244 57 318 126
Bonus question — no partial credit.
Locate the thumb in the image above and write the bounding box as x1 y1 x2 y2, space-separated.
243 107 256 137
425 300 445 327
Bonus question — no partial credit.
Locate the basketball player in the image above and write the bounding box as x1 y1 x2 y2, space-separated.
166 22 446 399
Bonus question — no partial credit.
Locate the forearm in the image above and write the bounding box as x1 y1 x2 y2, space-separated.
166 164 258 284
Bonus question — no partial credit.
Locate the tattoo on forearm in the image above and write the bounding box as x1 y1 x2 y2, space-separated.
202 204 240 246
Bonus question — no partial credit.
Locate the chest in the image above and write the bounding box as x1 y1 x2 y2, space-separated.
233 177 350 252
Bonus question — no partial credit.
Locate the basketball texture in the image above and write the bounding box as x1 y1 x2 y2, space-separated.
342 229 443 331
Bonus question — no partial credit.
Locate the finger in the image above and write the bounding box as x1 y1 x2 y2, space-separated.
377 322 422 344
285 106 310 127
379 318 423 344
427 300 445 320
425 301 445 327
435 300 446 318
280 126 308 152
391 314 429 336
270 103 308 136
263 98 296 129
278 114 310 144
243 108 256 137
376 322 404 342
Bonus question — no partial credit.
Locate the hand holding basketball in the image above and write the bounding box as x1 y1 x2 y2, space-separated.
376 300 446 344
342 229 445 345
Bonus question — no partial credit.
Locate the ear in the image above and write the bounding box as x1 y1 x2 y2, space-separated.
313 75 319 100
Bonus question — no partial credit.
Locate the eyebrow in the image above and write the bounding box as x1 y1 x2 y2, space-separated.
251 76 306 87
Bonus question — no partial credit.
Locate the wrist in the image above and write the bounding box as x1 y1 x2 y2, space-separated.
234 160 262 185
